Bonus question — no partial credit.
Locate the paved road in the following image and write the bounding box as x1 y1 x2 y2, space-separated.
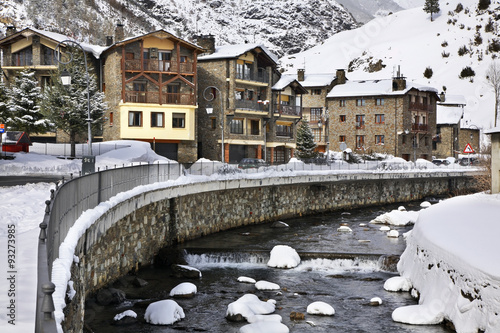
0 175 63 187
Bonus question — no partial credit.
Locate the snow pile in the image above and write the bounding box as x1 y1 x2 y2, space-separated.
114 310 137 321
226 294 276 321
267 245 301 268
144 300 185 325
384 276 412 292
238 276 257 284
337 225 352 232
306 301 335 316
255 280 280 291
370 297 383 305
392 193 500 331
240 321 289 333
169 282 197 297
370 206 419 226
387 230 400 238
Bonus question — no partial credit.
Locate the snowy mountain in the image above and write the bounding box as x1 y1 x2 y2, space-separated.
336 0 404 23
0 0 357 57
280 0 500 130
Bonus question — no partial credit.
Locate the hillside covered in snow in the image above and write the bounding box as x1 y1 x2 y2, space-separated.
0 0 357 57
280 0 500 130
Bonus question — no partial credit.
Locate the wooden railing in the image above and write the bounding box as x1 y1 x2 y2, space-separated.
412 123 428 132
125 91 195 105
124 59 195 74
274 104 302 117
409 102 433 111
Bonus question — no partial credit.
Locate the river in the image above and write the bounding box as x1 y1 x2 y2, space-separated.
84 200 452 332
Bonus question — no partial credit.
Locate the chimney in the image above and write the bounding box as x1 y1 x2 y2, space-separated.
115 23 124 42
6 26 17 37
439 91 445 102
336 69 346 85
297 68 305 82
196 34 215 54
106 36 114 46
392 66 406 91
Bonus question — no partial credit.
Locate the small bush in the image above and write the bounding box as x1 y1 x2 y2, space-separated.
455 3 463 13
478 0 491 10
488 39 500 53
441 41 448 47
485 18 495 32
458 45 469 56
459 23 465 29
474 32 483 45
459 66 475 79
442 51 450 58
423 67 433 79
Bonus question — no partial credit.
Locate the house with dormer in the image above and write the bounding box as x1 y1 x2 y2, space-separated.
326 71 440 161
197 35 302 164
100 27 204 162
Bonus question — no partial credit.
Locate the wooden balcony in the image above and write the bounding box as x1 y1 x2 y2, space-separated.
273 104 302 117
412 123 428 132
235 99 269 112
409 102 433 111
124 59 195 74
125 91 195 105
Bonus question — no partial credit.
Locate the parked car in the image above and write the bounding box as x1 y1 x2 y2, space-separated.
431 159 450 166
458 157 480 166
238 158 269 169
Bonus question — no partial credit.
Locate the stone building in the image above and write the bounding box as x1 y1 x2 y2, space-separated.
433 94 466 159
100 28 204 162
485 126 500 194
326 72 440 161
0 26 102 143
197 35 299 164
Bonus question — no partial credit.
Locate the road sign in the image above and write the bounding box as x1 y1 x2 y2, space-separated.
463 143 475 154
0 124 4 133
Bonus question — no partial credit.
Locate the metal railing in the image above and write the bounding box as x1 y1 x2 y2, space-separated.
30 142 130 158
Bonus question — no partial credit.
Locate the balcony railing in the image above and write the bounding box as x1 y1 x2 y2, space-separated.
235 68 269 83
235 99 269 112
409 102 433 111
274 104 302 117
124 59 195 74
276 131 293 138
412 123 428 132
125 91 195 105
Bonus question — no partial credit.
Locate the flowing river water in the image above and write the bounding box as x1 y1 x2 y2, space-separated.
85 200 452 333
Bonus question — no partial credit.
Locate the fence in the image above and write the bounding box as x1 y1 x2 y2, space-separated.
30 142 130 158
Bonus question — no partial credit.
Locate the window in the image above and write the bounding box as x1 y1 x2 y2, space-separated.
375 114 385 124
250 119 260 135
356 99 366 106
276 124 293 137
12 46 33 66
245 89 254 101
310 108 322 122
211 117 217 130
312 128 321 142
356 135 365 149
151 112 164 127
375 98 384 106
311 89 322 95
230 119 244 134
180 56 187 63
235 89 244 100
109 112 114 127
375 135 385 145
339 115 346 123
356 115 365 129
236 60 253 80
172 113 185 128
280 94 290 105
339 99 346 107
42 45 56 65
424 136 429 146
339 135 346 142
128 111 142 127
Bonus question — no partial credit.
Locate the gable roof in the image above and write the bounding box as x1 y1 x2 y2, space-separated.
0 27 106 59
272 75 308 94
327 79 439 98
197 43 278 65
298 73 337 88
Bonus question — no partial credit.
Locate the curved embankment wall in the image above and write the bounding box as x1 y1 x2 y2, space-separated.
63 173 475 331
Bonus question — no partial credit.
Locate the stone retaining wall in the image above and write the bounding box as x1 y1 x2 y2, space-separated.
62 173 476 332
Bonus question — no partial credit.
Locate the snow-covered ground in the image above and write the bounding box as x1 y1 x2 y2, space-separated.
0 141 497 333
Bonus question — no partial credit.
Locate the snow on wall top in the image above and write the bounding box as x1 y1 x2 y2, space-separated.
326 79 438 98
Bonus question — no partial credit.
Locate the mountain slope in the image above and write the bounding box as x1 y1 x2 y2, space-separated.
0 0 357 57
280 0 500 129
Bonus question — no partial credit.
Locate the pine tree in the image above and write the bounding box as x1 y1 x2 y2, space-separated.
43 47 106 157
423 0 440 22
295 117 318 160
6 69 52 136
0 82 9 124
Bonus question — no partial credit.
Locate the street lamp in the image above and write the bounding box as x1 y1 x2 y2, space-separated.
318 107 330 161
55 40 94 172
203 86 226 163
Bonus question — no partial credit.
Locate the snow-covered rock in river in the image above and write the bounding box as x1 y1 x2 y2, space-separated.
169 282 197 298
171 264 202 279
144 300 185 325
306 301 335 316
255 280 280 291
393 193 500 331
379 226 391 231
383 276 412 292
370 297 383 306
114 310 137 321
267 245 301 268
226 294 276 322
420 201 431 208
370 209 419 226
238 276 257 284
387 230 399 238
337 225 352 232
240 321 289 333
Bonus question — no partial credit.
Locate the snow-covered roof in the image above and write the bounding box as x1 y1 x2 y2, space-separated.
299 73 337 87
436 105 464 125
484 126 500 134
272 75 296 90
198 43 278 64
327 79 438 98
438 94 467 106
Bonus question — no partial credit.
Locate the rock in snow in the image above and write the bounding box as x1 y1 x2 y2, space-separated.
337 225 352 232
238 276 257 284
267 245 301 268
144 300 185 325
387 230 400 238
113 309 137 321
255 280 281 291
370 297 383 305
169 282 197 298
383 276 412 292
306 301 335 316
240 321 289 333
226 294 276 322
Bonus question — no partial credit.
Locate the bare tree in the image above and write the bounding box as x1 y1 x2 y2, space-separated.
486 61 500 127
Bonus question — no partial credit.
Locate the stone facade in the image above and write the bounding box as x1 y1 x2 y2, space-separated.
60 173 478 332
433 125 459 158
